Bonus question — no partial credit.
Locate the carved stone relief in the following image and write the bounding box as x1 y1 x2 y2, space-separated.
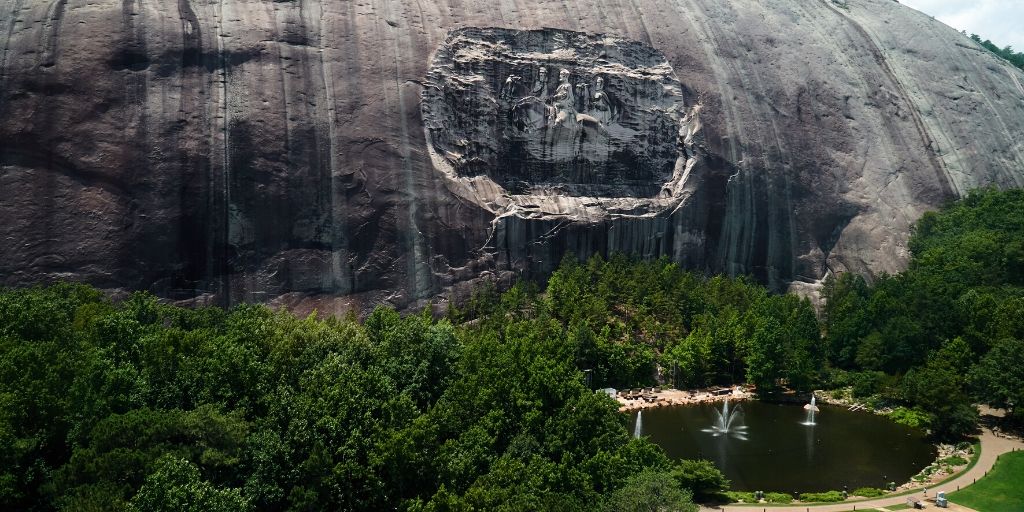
422 28 703 222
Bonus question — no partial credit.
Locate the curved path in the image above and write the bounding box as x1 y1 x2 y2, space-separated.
704 427 1024 512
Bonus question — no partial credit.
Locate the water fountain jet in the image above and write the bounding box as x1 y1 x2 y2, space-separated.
634 409 643 438
802 393 819 426
702 398 748 440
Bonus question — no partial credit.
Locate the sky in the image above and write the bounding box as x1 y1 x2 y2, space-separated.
898 0 1024 51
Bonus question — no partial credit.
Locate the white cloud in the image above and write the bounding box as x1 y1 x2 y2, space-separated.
898 0 1024 51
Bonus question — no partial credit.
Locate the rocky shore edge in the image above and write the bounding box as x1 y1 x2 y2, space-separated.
613 385 754 412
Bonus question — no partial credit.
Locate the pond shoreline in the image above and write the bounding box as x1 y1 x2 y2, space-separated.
615 385 754 412
621 387 958 498
811 389 976 492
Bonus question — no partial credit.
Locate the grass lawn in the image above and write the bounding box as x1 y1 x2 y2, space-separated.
948 451 1024 511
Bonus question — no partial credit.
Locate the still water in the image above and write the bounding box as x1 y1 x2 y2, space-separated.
631 401 936 492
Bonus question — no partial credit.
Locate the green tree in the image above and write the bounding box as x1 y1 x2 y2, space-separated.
902 346 978 440
666 328 713 388
127 455 252 512
970 34 1024 71
782 296 825 391
823 273 871 368
970 338 1024 418
672 459 729 500
745 314 785 392
53 405 249 508
602 469 698 512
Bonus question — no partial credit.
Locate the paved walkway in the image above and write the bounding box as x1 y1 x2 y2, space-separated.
703 427 1024 512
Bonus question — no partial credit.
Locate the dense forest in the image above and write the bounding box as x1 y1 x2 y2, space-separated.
1 274 732 510
822 188 1024 438
2 188 1022 510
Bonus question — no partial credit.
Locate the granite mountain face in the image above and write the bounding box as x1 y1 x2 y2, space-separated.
1 0 1023 312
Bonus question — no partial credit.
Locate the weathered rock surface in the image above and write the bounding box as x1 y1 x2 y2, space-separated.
1 0 1022 312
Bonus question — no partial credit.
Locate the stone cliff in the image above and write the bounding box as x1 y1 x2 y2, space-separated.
1 0 1022 312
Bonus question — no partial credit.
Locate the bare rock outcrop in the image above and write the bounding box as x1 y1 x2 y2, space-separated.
1 0 1022 312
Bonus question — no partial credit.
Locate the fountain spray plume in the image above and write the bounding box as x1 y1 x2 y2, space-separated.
702 398 748 440
802 393 819 426
634 410 643 438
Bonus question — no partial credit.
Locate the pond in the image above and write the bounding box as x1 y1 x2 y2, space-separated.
630 400 936 493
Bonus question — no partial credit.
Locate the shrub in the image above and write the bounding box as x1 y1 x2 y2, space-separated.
724 491 755 503
799 491 845 502
887 407 931 429
764 492 793 503
673 459 730 500
852 487 886 497
939 455 969 466
865 394 889 409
